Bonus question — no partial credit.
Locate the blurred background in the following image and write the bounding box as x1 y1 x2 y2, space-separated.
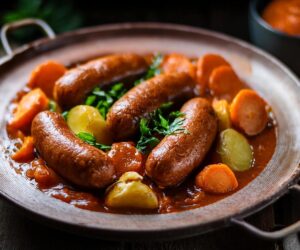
0 0 250 46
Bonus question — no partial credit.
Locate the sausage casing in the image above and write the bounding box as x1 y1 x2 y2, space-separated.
145 98 218 187
31 111 115 189
106 73 196 140
54 53 148 109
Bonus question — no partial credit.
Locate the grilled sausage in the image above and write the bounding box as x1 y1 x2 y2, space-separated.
31 111 115 189
54 54 148 109
106 73 196 141
145 98 218 187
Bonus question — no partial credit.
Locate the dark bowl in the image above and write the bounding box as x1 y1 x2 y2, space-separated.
249 0 300 75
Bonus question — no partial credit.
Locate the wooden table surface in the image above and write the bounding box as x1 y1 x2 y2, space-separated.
0 198 278 250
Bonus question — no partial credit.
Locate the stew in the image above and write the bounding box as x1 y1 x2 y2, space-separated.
4 53 277 214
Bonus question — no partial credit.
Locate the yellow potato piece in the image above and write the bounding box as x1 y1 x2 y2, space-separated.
213 99 231 131
67 105 112 144
105 172 159 209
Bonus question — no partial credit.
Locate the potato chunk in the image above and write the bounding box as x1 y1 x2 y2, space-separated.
105 172 159 209
67 105 112 144
217 128 253 171
212 99 231 131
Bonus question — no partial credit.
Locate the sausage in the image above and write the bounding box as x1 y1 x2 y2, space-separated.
53 54 148 109
145 98 218 187
31 111 115 189
106 73 196 141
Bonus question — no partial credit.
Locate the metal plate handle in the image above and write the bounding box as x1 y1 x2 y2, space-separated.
231 184 300 240
1 18 55 56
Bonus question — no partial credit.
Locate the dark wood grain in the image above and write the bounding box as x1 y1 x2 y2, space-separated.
0 198 278 250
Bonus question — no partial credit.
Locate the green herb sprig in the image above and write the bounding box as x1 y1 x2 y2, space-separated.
134 53 163 86
136 102 188 153
48 100 57 112
62 111 69 120
85 83 126 119
77 132 111 151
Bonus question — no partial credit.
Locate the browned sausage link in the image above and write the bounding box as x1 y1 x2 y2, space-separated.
53 54 148 109
145 98 218 187
31 111 115 189
106 73 196 141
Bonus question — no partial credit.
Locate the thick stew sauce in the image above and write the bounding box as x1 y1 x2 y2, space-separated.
4 53 276 214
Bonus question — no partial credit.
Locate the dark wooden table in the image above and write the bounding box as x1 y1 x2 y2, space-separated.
0 198 279 250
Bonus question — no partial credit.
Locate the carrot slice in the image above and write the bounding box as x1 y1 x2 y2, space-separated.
230 89 268 136
10 88 49 130
28 61 67 98
196 54 230 91
162 53 196 80
11 136 35 162
195 163 238 194
209 65 244 101
108 142 143 177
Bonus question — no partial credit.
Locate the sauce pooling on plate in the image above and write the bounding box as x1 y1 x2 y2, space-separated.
263 0 300 36
4 53 277 214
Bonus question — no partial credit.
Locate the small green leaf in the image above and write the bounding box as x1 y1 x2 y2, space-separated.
48 100 57 112
85 95 96 106
95 143 112 151
62 111 69 120
140 118 150 135
77 132 111 151
85 83 126 120
159 102 173 110
134 53 163 86
169 111 185 118
77 132 96 144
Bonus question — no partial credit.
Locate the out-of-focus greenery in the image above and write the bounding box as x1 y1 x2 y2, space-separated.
2 0 83 41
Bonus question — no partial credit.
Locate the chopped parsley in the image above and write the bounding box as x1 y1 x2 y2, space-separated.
85 83 127 119
62 111 69 120
134 53 163 85
48 100 57 112
136 102 188 153
77 132 111 151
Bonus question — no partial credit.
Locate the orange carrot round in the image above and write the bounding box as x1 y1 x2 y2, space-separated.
10 88 49 130
11 136 35 162
28 61 67 98
209 65 244 101
196 54 230 92
230 89 268 136
195 163 238 194
162 53 196 80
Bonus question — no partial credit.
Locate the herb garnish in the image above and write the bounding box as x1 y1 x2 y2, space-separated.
62 111 69 120
85 83 126 119
134 53 163 85
136 102 188 153
48 100 57 112
77 132 111 151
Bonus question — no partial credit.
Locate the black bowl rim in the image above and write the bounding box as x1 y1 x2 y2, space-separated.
250 0 300 40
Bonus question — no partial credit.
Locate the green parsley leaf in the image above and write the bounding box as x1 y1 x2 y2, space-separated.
62 111 69 120
134 53 163 86
85 95 96 106
77 132 111 151
48 100 57 112
77 132 96 144
136 101 188 153
85 83 126 119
